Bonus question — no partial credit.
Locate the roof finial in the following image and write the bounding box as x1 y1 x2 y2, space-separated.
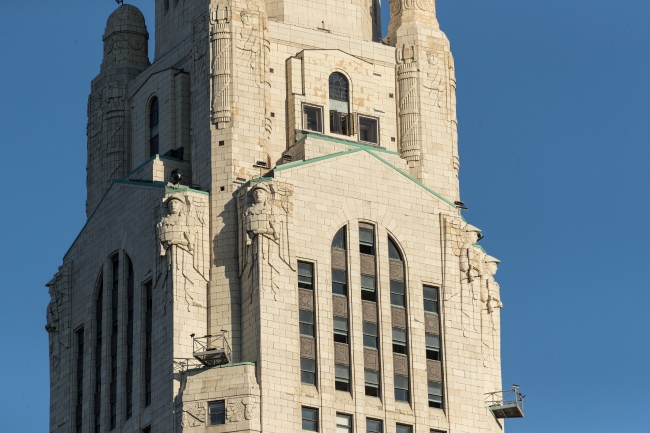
116 0 124 5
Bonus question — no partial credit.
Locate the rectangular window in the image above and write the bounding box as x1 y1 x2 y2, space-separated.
303 104 323 133
300 357 317 385
332 269 348 296
330 111 351 135
110 256 119 430
298 262 314 290
336 413 352 433
390 280 405 307
366 419 382 433
302 407 319 431
359 227 375 255
392 327 407 354
333 316 349 344
299 309 315 337
125 261 134 419
395 374 409 403
75 329 84 433
426 333 440 361
208 400 226 425
142 427 151 433
396 424 412 433
358 115 379 144
428 381 443 408
144 280 153 407
94 283 103 433
362 322 378 349
364 370 380 397
335 364 351 392
360 275 376 302
423 286 439 314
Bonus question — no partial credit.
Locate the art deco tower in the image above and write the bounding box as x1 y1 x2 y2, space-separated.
46 1 522 433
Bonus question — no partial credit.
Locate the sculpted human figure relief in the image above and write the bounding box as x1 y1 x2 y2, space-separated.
480 255 503 365
157 194 207 311
236 9 260 76
423 52 445 108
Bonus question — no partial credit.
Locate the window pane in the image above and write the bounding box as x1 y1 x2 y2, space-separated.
329 73 349 102
423 287 438 301
392 327 406 343
388 239 402 260
364 370 379 385
301 358 316 385
359 116 378 144
363 335 378 348
367 420 382 433
332 269 347 296
424 299 438 313
300 309 314 324
359 228 374 245
303 105 323 132
208 400 226 425
390 280 404 295
334 316 348 332
336 414 352 428
301 357 316 373
361 289 377 302
426 333 440 349
302 407 318 431
298 262 313 278
428 381 442 396
361 275 375 290
394 375 409 389
396 425 412 433
332 228 346 249
363 321 377 336
300 323 314 337
335 364 350 380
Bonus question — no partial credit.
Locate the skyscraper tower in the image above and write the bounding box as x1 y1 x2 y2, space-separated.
46 1 521 432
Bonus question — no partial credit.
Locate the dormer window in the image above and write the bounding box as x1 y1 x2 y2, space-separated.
329 73 351 135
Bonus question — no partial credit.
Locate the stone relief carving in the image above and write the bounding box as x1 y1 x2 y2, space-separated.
238 182 294 302
396 45 420 162
299 288 314 310
300 336 316 359
227 399 245 422
335 342 350 365
390 0 435 15
480 255 502 365
423 52 445 107
157 194 208 312
245 396 259 420
178 402 206 427
427 360 442 381
364 348 380 371
210 5 231 125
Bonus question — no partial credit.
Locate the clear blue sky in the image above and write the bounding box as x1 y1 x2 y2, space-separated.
1 0 649 432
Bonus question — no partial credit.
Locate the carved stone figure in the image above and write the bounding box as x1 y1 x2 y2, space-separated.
210 5 231 125
480 255 503 365
236 10 260 76
157 194 208 311
244 397 259 420
396 45 420 162
238 182 294 302
45 283 60 333
228 399 245 422
423 52 445 107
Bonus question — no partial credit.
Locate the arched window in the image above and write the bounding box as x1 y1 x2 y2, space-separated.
93 272 104 433
149 97 159 157
329 73 351 135
125 256 134 419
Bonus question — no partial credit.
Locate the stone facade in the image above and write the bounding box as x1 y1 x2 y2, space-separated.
47 1 508 433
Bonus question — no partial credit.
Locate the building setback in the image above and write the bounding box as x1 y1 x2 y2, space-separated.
45 1 517 432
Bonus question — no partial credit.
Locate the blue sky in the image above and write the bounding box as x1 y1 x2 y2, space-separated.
1 0 649 432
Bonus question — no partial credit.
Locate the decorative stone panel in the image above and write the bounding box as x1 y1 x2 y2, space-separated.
389 259 404 281
393 353 409 377
299 288 314 310
335 342 350 365
364 348 380 371
301 337 316 359
391 306 407 329
331 248 347 270
360 254 376 275
427 360 442 382
425 312 440 334
177 401 206 427
362 301 377 323
332 295 348 318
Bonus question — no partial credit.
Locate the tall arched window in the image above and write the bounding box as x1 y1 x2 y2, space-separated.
125 256 134 419
93 273 104 433
329 73 351 135
388 236 410 403
149 97 159 157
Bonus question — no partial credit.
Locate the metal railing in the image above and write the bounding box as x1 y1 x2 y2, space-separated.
485 384 525 418
191 332 232 367
172 358 205 373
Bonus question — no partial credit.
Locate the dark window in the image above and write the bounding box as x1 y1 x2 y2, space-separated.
208 400 226 425
330 110 351 135
363 322 378 349
364 370 380 397
426 333 440 361
332 227 347 250
298 262 314 290
142 427 151 433
94 278 103 433
300 357 317 385
366 419 382 433
430 430 446 433
388 238 403 261
303 104 323 133
392 327 407 354
394 375 410 403
358 115 379 144
335 364 350 392
75 328 84 433
423 286 439 314
302 407 319 431
110 255 119 430
149 97 159 157
359 227 375 255
125 258 134 419
390 280 405 307
396 424 412 433
299 309 315 337
332 269 348 296
336 413 353 433
428 381 443 408
329 73 349 102
334 316 349 344
144 280 153 406
360 275 376 302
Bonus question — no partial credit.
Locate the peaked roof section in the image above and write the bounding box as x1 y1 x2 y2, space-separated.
268 133 458 209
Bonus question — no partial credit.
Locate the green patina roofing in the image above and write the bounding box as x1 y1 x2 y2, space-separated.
165 187 209 195
473 243 487 253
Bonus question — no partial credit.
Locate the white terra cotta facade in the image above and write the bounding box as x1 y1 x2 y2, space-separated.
46 1 510 433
